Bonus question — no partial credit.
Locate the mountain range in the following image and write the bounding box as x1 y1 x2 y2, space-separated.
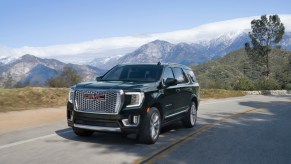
89 32 291 69
1 15 291 87
0 54 105 87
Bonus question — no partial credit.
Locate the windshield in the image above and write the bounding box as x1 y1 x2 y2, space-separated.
101 65 163 82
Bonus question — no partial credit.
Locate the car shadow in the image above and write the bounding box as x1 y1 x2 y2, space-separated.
154 99 291 163
53 120 202 158
55 121 188 145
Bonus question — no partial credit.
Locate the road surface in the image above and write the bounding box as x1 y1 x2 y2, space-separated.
0 95 290 164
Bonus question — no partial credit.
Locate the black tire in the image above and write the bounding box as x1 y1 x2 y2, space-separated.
73 127 94 137
182 101 197 128
138 107 161 144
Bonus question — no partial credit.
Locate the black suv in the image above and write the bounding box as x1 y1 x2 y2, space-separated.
67 63 200 144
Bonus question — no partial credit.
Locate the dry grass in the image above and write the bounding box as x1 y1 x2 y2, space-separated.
0 87 246 112
201 89 246 99
0 87 68 112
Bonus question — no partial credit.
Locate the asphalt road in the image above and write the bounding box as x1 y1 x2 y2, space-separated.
0 95 290 164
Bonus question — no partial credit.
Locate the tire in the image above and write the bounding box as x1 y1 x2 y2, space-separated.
73 127 94 137
182 101 197 128
138 107 161 144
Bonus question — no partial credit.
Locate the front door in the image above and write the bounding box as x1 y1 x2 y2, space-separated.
160 67 179 117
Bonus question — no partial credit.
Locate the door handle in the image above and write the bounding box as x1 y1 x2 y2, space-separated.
176 89 180 93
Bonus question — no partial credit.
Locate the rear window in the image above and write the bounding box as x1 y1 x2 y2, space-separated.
184 69 197 82
172 67 188 83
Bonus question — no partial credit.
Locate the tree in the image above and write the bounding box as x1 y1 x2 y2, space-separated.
245 15 285 78
46 66 82 87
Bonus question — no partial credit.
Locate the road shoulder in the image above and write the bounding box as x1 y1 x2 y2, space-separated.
0 106 66 135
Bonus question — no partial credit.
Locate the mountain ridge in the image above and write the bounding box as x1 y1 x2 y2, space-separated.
89 31 291 69
0 54 105 87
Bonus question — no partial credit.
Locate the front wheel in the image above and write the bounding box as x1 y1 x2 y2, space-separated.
73 127 94 137
182 102 197 128
138 107 161 144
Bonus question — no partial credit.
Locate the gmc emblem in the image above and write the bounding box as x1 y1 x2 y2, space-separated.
84 94 106 101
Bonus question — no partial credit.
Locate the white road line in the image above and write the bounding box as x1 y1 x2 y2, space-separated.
0 130 72 150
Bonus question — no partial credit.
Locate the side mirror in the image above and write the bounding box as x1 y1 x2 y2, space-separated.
165 78 177 87
96 76 102 81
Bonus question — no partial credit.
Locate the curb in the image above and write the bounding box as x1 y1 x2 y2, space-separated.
243 90 291 95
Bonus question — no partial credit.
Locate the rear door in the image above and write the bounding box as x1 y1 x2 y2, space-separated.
172 67 191 114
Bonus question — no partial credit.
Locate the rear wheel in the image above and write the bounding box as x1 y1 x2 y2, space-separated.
182 101 197 128
138 107 161 144
73 127 94 137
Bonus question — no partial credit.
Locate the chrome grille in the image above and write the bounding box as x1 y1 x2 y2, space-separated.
74 90 123 114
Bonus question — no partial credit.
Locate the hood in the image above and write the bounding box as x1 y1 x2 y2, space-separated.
75 81 157 92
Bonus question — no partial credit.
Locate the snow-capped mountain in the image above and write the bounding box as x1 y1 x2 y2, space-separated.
0 56 20 65
0 54 105 87
89 30 291 69
89 55 124 70
118 40 174 63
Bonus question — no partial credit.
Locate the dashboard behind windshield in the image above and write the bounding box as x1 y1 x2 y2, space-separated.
101 65 163 82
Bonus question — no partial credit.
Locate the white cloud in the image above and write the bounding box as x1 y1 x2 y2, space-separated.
1 14 291 63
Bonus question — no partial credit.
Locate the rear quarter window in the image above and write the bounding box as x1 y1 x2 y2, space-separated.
184 69 197 83
172 67 188 84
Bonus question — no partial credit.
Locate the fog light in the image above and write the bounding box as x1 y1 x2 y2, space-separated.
133 115 139 124
122 115 140 127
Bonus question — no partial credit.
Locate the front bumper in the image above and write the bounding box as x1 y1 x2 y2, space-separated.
67 102 143 134
74 123 121 132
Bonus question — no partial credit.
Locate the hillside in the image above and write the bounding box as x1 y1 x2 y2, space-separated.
0 87 68 112
192 48 291 90
0 54 105 87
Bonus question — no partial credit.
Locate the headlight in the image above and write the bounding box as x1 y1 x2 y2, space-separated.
125 92 144 107
68 87 75 103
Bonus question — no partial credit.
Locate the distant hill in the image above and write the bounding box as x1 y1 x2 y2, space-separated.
0 54 105 87
191 48 291 90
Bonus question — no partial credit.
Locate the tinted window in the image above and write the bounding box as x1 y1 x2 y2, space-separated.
162 67 174 83
172 67 188 83
185 69 197 82
102 65 163 82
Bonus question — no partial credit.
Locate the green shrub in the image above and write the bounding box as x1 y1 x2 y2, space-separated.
255 79 280 90
232 77 255 91
285 83 291 90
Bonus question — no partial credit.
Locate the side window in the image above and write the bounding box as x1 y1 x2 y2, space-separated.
185 69 197 83
172 67 188 84
162 67 174 83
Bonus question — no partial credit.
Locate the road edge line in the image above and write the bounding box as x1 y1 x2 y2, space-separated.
0 130 72 150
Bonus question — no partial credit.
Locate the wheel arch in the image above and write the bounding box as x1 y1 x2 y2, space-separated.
191 95 199 110
150 103 164 120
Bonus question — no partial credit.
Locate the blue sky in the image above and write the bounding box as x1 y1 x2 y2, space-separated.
0 0 290 47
